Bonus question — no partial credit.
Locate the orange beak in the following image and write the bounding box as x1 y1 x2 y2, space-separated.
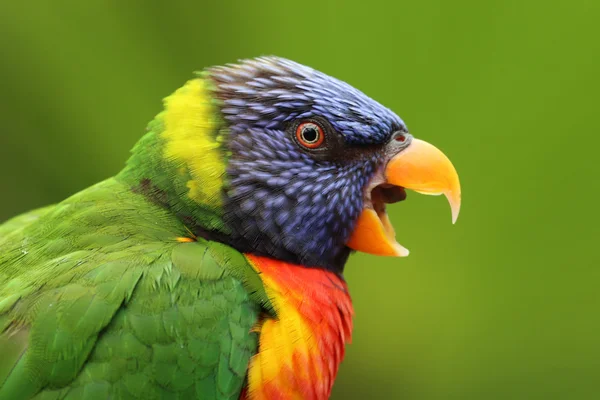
346 138 461 257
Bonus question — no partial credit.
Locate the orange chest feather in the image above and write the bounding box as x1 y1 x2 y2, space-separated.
243 255 354 400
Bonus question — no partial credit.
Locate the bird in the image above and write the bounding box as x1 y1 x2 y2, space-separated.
0 56 461 400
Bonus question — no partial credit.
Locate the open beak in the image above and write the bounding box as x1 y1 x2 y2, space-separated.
346 138 461 257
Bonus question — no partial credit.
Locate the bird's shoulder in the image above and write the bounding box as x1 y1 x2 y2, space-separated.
0 178 271 399
0 205 57 239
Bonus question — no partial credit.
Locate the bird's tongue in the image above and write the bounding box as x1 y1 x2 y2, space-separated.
371 185 406 239
375 184 407 204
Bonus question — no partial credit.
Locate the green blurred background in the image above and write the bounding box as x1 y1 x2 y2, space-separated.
1 0 598 398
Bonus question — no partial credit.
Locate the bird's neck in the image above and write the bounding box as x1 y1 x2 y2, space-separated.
117 76 353 273
117 77 231 237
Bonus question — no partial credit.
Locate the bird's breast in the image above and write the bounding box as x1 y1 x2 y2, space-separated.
243 254 354 400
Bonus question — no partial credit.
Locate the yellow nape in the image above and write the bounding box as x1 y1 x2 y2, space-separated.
161 78 225 209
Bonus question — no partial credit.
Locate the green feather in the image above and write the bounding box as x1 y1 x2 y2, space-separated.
0 177 270 399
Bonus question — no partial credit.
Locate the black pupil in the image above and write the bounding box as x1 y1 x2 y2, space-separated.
302 126 318 142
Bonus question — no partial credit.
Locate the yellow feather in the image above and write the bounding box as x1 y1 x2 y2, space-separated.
161 78 225 209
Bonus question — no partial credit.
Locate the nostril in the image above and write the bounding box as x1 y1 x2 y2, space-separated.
391 131 411 145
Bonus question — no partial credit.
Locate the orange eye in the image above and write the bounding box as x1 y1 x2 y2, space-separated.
295 122 325 149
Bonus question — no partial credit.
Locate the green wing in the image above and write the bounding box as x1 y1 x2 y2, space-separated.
0 205 56 238
0 179 269 400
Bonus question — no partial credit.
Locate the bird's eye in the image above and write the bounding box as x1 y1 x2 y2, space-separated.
296 122 325 149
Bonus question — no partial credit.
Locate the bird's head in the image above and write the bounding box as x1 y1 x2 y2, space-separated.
123 57 460 273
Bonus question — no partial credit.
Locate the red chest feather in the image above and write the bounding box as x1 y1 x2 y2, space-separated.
243 255 354 400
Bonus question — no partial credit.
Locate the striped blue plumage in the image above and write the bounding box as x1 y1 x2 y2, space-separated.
209 57 408 270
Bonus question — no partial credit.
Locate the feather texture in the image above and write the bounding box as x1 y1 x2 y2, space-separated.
244 255 353 400
0 179 269 399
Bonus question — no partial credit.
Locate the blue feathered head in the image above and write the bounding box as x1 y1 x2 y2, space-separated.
206 57 460 271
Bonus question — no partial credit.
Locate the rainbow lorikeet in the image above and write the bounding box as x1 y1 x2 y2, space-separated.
0 57 460 399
